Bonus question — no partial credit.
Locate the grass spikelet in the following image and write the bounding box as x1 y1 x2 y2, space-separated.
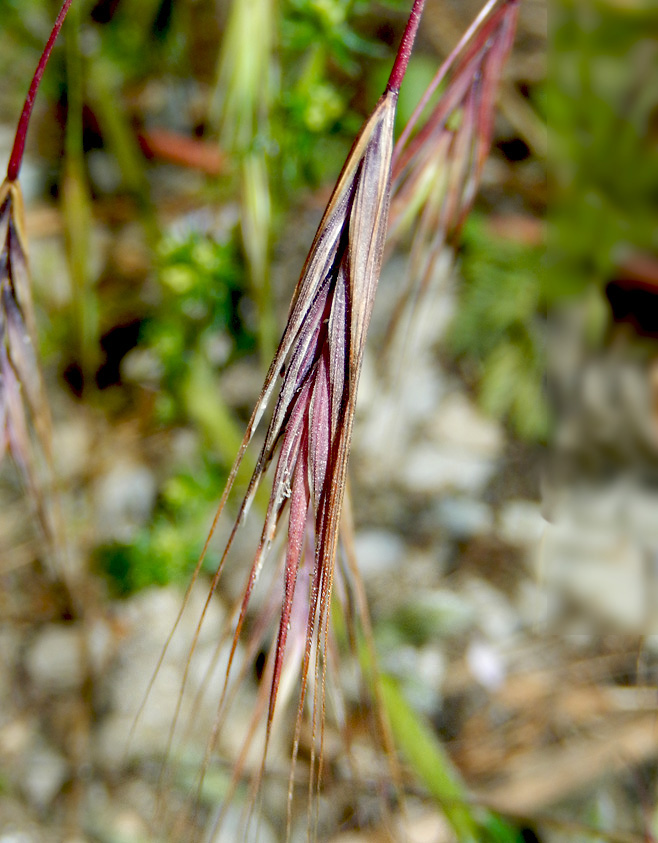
144 0 427 837
1 0 73 576
385 0 520 363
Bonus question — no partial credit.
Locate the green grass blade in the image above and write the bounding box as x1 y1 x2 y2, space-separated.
379 673 479 842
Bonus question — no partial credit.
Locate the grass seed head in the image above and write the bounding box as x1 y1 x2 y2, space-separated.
386 0 520 350
153 1 427 838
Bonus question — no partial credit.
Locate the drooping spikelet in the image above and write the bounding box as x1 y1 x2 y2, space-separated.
147 0 427 837
1 0 73 569
386 0 520 355
144 1 521 837
0 180 47 479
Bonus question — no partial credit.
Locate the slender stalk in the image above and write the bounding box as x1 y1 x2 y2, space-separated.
64 5 83 165
87 60 160 248
7 0 74 181
180 357 270 511
62 1 98 379
380 676 480 842
211 0 277 366
386 0 426 94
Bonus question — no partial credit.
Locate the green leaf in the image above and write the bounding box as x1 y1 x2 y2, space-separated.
379 674 480 841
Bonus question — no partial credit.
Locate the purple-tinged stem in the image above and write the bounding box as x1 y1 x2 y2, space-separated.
386 0 427 94
6 0 74 182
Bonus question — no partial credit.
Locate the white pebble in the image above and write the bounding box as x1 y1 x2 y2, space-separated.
21 745 69 810
25 625 84 694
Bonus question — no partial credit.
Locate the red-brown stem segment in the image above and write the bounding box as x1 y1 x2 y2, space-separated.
386 0 426 94
6 0 74 182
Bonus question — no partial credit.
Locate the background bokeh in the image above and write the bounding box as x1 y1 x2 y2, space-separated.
0 0 657 840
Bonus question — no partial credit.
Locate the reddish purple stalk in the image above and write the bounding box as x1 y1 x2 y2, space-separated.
6 0 74 182
386 0 426 93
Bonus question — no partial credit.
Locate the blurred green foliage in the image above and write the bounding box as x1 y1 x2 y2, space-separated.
96 227 256 595
450 217 547 442
146 230 254 424
547 0 658 296
85 0 400 595
277 0 391 187
380 675 524 843
450 0 658 445
97 457 226 595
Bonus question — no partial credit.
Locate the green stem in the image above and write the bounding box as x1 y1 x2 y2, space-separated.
211 0 277 366
181 358 269 511
241 152 276 366
379 674 480 841
63 3 98 379
87 60 160 249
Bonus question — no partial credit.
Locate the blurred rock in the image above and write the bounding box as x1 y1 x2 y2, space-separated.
498 499 545 546
539 478 655 632
626 485 658 543
403 444 497 496
27 235 70 310
0 629 20 707
105 810 149 843
210 805 276 843
515 577 560 630
0 718 34 761
412 646 448 713
20 745 69 810
427 392 503 456
437 496 493 538
467 640 506 690
0 795 44 843
120 347 163 386
219 360 265 409
353 529 407 579
25 625 84 694
542 518 646 633
378 346 501 502
52 419 92 483
552 351 658 475
93 583 232 769
82 779 155 843
396 810 454 843
94 459 157 543
355 350 446 479
462 578 520 642
86 617 115 677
